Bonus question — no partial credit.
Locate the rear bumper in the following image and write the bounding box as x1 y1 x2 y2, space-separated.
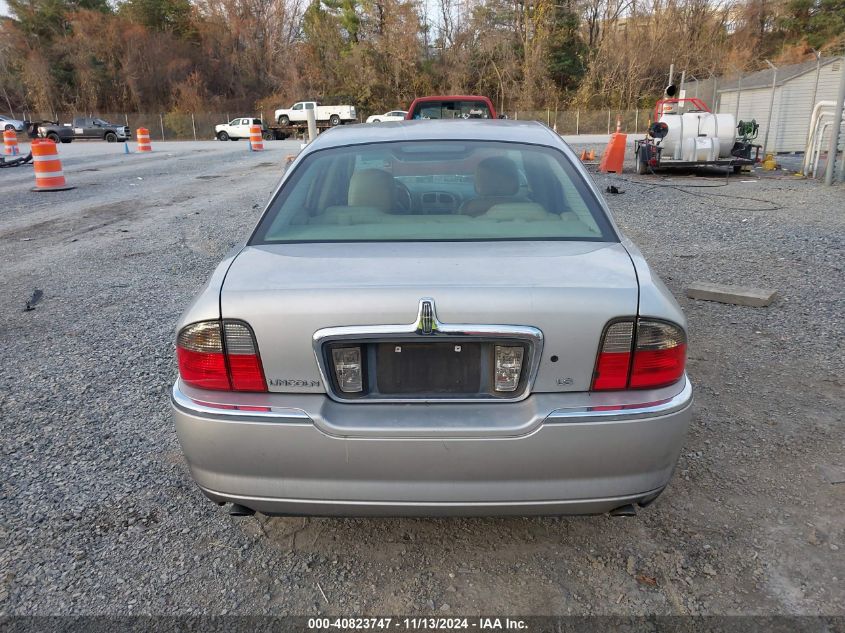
171 379 692 516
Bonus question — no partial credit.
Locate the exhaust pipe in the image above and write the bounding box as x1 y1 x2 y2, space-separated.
228 503 256 517
610 503 638 517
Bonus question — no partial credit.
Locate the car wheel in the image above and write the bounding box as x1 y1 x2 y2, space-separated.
635 148 648 175
279 115 290 126
329 114 341 126
46 132 60 143
217 131 229 141
262 131 273 141
61 138 72 143
371 119 380 123
105 132 117 142
4 124 14 131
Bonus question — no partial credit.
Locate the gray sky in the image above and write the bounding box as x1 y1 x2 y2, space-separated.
0 0 9 16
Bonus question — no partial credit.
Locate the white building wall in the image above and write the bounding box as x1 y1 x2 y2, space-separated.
717 58 844 153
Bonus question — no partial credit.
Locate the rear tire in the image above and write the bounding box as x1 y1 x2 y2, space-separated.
635 147 648 175
262 131 273 141
46 132 60 143
217 131 229 141
371 119 380 123
4 124 14 131
329 114 341 126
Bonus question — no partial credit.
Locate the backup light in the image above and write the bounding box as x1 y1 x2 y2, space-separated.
494 345 524 392
332 347 363 393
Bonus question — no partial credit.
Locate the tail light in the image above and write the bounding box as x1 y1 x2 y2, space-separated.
176 320 267 392
592 318 686 391
592 321 634 390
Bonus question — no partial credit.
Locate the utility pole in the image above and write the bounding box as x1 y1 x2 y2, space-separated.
810 49 822 112
823 58 845 185
763 60 778 153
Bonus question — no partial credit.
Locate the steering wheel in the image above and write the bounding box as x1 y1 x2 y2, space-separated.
394 180 413 213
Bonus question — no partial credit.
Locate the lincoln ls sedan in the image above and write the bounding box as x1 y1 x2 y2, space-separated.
171 120 692 517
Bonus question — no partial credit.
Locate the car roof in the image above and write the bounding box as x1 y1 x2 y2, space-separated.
306 120 562 151
410 95 491 102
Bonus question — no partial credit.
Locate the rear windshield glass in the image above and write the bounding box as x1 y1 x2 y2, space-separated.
411 101 493 120
251 140 615 244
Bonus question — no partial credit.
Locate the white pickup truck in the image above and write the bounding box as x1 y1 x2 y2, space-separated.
274 102 357 127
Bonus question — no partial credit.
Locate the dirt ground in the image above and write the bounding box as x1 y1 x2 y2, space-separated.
1 138 843 617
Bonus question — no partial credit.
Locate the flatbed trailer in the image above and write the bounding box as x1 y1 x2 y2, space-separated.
634 144 759 174
264 120 355 140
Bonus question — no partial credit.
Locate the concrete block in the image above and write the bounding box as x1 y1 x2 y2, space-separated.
684 282 778 307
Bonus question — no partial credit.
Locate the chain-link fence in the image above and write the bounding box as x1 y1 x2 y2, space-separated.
511 109 653 134
13 108 656 139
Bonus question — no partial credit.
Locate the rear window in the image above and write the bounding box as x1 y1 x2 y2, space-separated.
411 101 493 120
251 140 616 244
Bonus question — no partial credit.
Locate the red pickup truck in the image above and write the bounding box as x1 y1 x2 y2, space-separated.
405 96 501 120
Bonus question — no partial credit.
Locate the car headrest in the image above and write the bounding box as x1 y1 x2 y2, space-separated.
348 169 394 211
475 157 519 196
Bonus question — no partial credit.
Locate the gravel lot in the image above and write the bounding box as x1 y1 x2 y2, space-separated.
1 137 843 616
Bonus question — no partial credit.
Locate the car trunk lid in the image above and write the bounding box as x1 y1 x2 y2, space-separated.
221 240 638 395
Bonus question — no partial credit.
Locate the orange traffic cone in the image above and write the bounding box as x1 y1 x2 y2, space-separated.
588 149 595 161
32 138 75 192
136 128 152 152
599 132 627 174
3 129 19 156
579 149 588 161
249 125 264 151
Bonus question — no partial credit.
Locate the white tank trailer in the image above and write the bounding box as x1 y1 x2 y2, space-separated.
634 86 761 174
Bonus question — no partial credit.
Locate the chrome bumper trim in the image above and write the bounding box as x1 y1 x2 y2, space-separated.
545 378 692 423
171 383 309 421
173 379 691 426
198 484 664 509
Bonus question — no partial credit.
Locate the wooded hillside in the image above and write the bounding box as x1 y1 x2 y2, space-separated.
1 0 843 117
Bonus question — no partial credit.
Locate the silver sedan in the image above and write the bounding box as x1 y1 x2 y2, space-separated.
0 115 26 132
171 120 692 517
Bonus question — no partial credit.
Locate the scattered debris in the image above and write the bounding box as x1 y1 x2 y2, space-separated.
605 185 625 194
684 282 778 307
317 582 329 604
636 574 658 587
24 288 43 312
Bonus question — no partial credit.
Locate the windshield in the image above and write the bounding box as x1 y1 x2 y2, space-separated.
251 140 615 244
411 101 493 120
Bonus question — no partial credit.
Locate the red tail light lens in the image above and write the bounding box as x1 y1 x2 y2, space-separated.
629 320 687 389
592 318 686 391
177 322 230 390
223 321 268 392
176 320 267 392
592 321 634 390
